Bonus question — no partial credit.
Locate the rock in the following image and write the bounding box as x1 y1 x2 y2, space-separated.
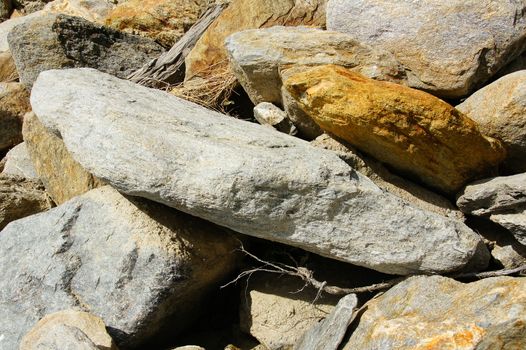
253 102 296 135
21 324 100 350
20 310 118 350
240 274 339 350
104 0 208 48
171 347 205 350
311 134 463 220
2 142 38 178
225 26 411 107
294 294 357 350
326 0 526 99
30 67 491 275
466 217 526 269
457 173 526 245
342 275 526 350
285 65 506 195
0 186 238 349
0 82 30 152
8 13 164 88
23 112 104 204
14 0 52 14
43 0 116 23
0 174 52 230
185 0 326 80
0 51 17 82
457 71 526 173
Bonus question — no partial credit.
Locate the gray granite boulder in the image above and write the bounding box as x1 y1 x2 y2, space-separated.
457 173 526 245
29 68 490 275
0 186 238 349
7 13 163 88
2 142 38 179
326 0 526 98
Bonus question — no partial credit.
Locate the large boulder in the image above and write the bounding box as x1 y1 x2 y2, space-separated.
0 186 238 349
20 324 100 350
457 173 526 245
104 0 209 48
225 26 411 106
284 65 505 195
185 0 326 80
457 71 526 173
7 13 164 88
0 174 53 230
20 310 118 350
1 142 38 179
342 276 526 350
30 68 490 275
23 112 104 204
326 0 526 99
0 82 30 152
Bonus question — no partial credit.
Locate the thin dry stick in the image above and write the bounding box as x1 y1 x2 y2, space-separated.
223 242 526 296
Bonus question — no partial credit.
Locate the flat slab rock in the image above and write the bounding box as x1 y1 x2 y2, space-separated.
342 275 526 350
326 0 526 98
0 186 238 349
30 68 490 275
457 173 526 245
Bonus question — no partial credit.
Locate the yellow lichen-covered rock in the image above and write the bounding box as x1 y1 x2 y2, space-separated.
184 0 326 79
104 0 208 48
285 65 505 194
342 276 526 350
22 112 104 204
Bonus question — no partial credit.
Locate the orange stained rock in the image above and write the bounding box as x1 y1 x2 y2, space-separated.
414 325 486 350
284 65 506 195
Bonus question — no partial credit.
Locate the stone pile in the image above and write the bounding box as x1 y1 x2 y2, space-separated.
0 0 525 349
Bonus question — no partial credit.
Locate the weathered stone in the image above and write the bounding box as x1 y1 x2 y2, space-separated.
253 102 296 135
294 294 357 350
457 173 526 245
8 13 164 88
23 112 104 204
185 0 326 80
43 0 116 23
342 276 526 350
30 68 490 275
0 174 52 230
285 65 506 195
0 82 30 152
311 134 463 220
326 0 526 99
20 310 118 350
457 70 526 173
240 274 339 350
0 51 17 82
104 0 208 48
0 186 238 349
0 0 12 20
14 0 53 15
21 324 100 350
2 142 38 178
225 26 411 106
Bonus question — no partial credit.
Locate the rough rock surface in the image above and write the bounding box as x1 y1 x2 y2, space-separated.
20 310 118 350
104 0 208 48
225 26 411 106
295 294 357 350
311 134 463 220
326 0 526 98
239 275 339 350
20 324 100 350
0 174 52 230
0 186 238 349
0 82 30 152
2 142 38 178
8 13 164 88
0 51 17 82
457 173 526 245
253 102 296 135
342 276 526 350
43 0 116 23
0 0 12 19
30 68 490 275
457 70 526 173
185 0 326 80
23 112 104 204
285 65 505 195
